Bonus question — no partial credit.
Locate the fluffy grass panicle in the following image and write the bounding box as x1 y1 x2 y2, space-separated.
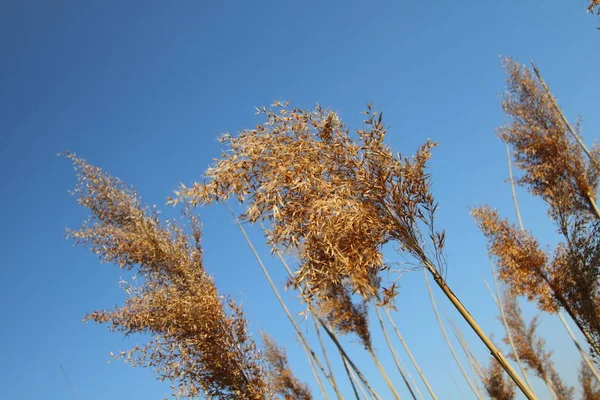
66 154 269 399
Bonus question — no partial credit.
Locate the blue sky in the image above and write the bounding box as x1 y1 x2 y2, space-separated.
1 0 599 399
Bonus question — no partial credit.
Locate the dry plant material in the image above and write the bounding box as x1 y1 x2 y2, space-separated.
65 154 269 399
500 290 574 400
498 58 600 222
176 102 443 347
580 360 600 400
483 357 516 400
261 333 312 400
473 206 600 363
472 207 556 311
589 0 600 15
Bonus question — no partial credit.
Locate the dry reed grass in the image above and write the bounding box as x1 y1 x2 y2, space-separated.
483 357 517 400
65 154 268 399
261 333 313 400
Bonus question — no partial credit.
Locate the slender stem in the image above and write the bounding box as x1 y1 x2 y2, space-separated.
374 307 419 400
446 317 486 399
423 260 538 400
318 315 383 400
340 350 362 400
423 269 483 400
557 311 600 383
367 347 402 400
229 208 340 398
303 339 330 400
345 356 370 400
313 310 342 397
506 144 524 230
383 308 437 400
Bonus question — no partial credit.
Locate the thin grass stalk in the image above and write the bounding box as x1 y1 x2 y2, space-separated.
229 207 339 398
382 308 437 400
530 61 600 219
366 347 402 400
421 260 537 400
317 312 382 400
312 309 342 397
374 306 419 400
557 311 600 383
264 225 383 400
344 356 370 400
339 350 362 400
303 339 330 400
423 269 483 400
506 144 525 230
59 362 77 400
507 145 600 383
446 318 486 399
395 353 424 400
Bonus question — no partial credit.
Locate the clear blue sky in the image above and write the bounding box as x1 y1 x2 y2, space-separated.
1 1 598 399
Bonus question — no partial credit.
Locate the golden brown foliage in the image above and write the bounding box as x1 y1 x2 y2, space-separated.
482 357 516 400
177 103 443 346
261 333 313 400
498 58 599 222
65 154 269 399
472 206 556 311
580 361 600 400
551 219 600 361
589 0 600 15
501 290 574 400
473 205 600 363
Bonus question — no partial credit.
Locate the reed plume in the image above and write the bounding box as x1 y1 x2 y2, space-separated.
581 360 600 400
500 290 573 400
65 154 268 399
482 357 516 400
178 102 534 398
498 58 600 221
261 332 313 400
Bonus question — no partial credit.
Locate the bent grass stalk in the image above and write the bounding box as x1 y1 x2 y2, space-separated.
423 269 483 400
421 259 537 400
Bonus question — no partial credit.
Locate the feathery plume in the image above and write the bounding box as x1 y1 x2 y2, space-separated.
65 154 268 399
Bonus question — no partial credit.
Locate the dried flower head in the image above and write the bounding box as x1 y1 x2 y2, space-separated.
550 219 600 361
472 206 557 311
261 332 312 400
178 103 443 343
483 357 516 400
498 58 599 221
501 290 573 400
65 154 268 399
580 360 600 400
